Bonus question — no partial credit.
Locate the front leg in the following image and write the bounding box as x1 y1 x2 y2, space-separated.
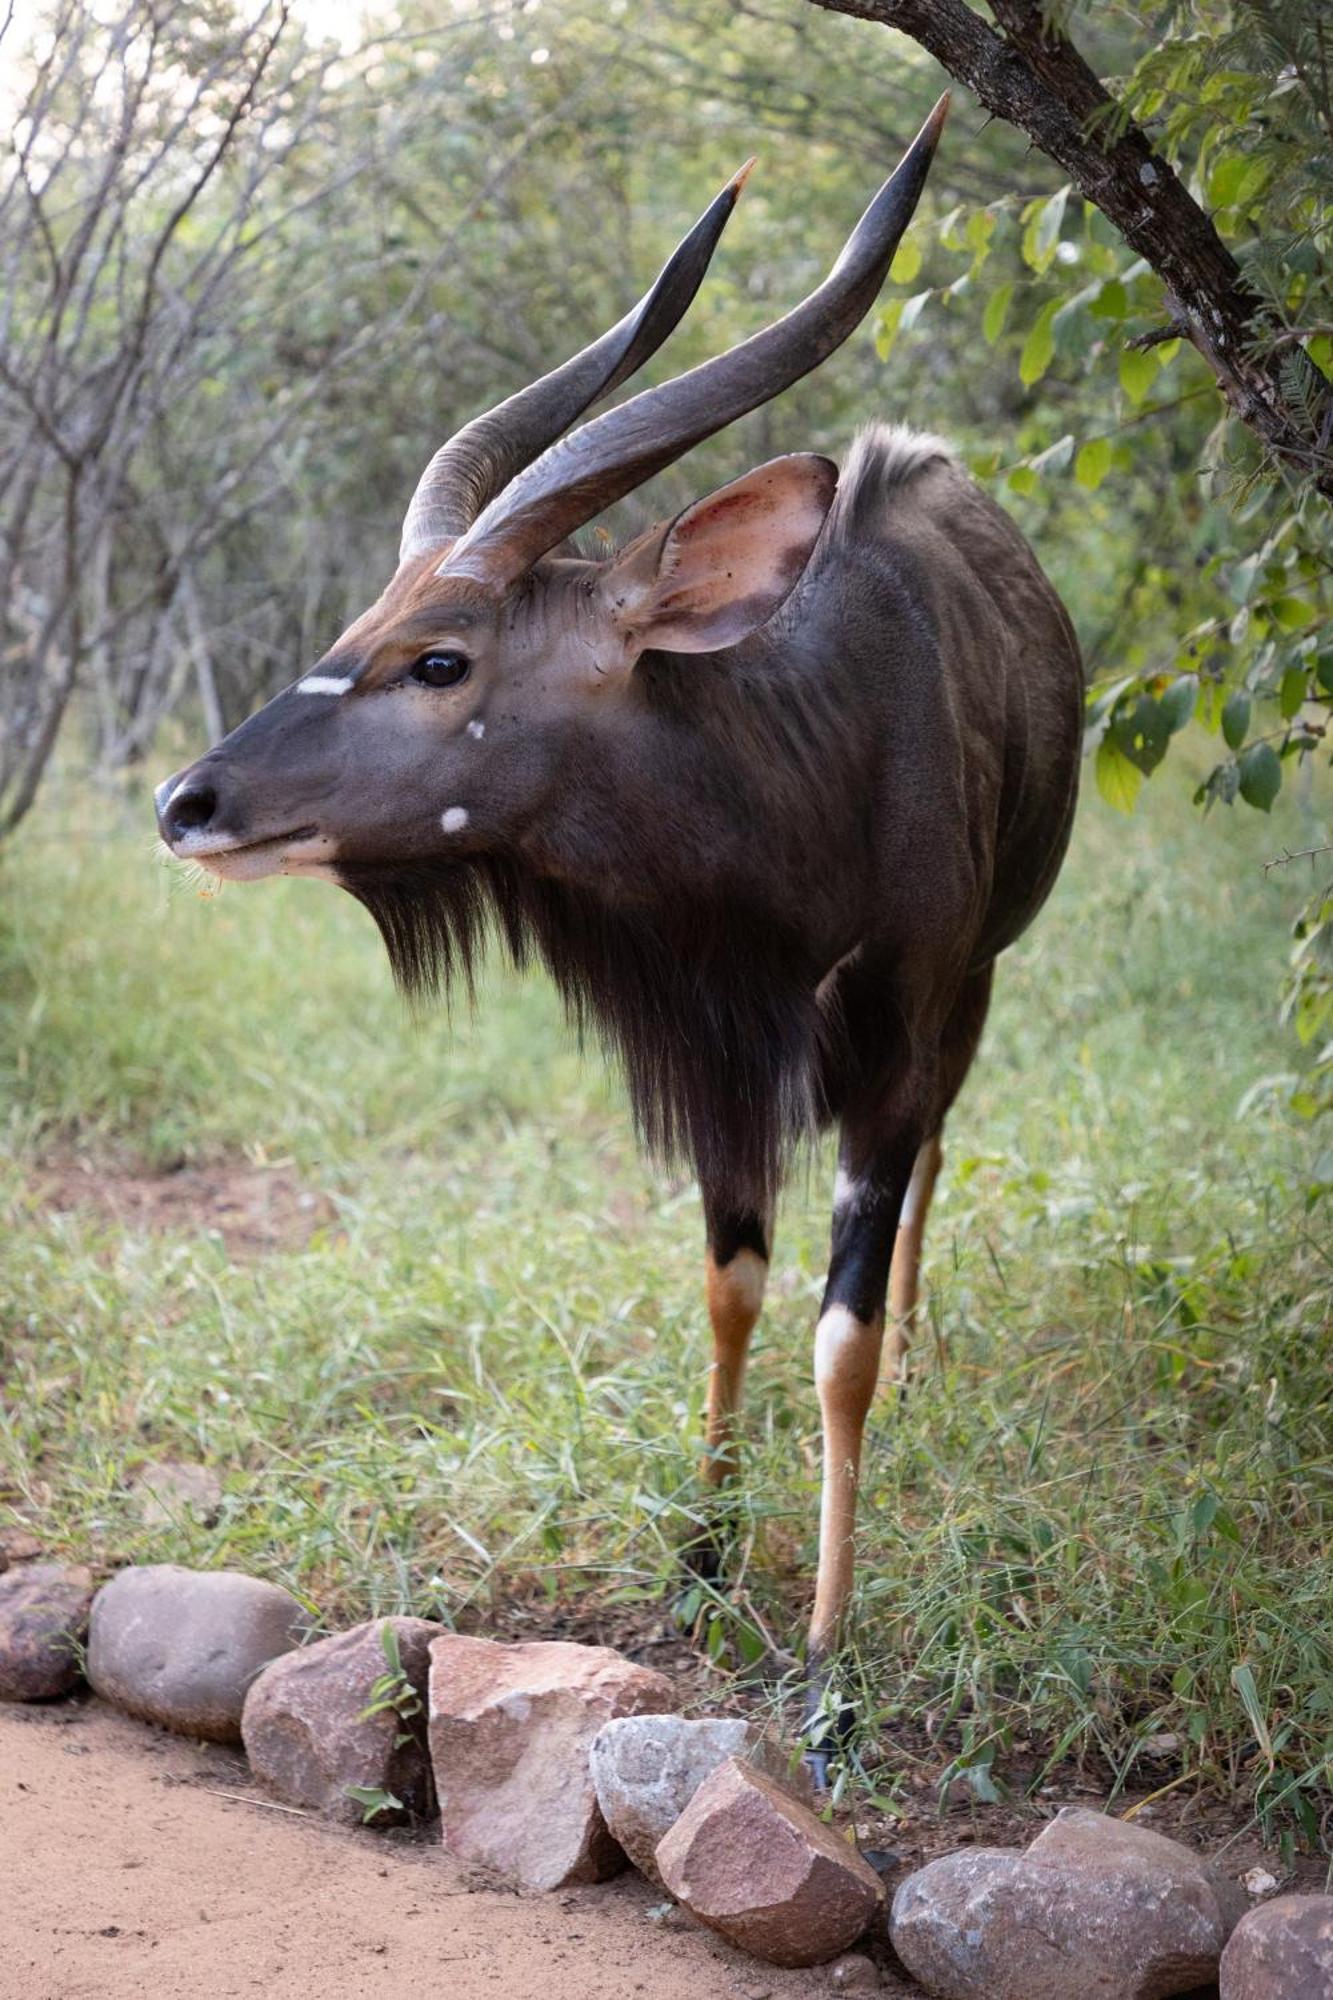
805 1126 922 1780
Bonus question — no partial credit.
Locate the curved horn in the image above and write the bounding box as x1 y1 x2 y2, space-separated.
445 93 949 586
398 162 755 564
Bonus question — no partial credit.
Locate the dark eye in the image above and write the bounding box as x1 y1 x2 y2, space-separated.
411 650 470 689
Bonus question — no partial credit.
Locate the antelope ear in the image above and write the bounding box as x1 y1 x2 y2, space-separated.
602 453 838 657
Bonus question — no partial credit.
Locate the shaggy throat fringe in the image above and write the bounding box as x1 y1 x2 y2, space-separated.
343 855 828 1204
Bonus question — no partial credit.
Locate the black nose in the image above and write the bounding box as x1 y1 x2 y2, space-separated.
161 781 218 844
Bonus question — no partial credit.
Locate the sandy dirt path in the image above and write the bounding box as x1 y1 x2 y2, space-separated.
1 1698 905 2000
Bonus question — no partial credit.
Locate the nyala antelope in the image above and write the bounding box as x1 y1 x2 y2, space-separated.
157 97 1082 1771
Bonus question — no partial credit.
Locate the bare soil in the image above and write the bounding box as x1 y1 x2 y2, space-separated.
1 1698 878 2000
32 1150 335 1258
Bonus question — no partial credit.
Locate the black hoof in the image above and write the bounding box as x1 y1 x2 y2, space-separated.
800 1670 857 1790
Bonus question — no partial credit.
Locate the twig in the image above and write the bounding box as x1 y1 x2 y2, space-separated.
1263 843 1333 876
199 1787 311 1816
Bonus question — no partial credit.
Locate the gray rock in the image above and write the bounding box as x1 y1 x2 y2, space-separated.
1220 1894 1333 1998
242 1616 441 1824
131 1459 223 1528
656 1756 884 1967
828 1951 882 1989
428 1634 677 1891
889 1807 1245 1999
0 1563 96 1700
589 1712 811 1888
87 1564 307 1743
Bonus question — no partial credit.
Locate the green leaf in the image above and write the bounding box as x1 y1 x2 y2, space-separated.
1268 595 1317 631
965 207 996 263
1113 694 1170 774
1119 346 1158 405
1279 666 1307 718
1089 278 1128 321
1316 653 1333 697
1221 691 1251 750
1074 437 1113 490
1160 675 1198 732
874 299 903 362
1238 741 1281 812
1229 1664 1274 1765
1208 152 1251 208
889 235 922 285
1007 465 1039 496
1020 299 1060 387
1021 186 1069 275
1095 736 1142 814
983 280 1014 346
345 1784 405 1823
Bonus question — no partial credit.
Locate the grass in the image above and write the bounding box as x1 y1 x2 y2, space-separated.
2 748 1331 1852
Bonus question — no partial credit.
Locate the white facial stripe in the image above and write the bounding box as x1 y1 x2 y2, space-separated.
298 675 353 696
466 719 485 739
441 806 469 833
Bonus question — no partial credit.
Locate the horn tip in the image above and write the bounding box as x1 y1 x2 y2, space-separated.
924 90 951 140
729 157 758 199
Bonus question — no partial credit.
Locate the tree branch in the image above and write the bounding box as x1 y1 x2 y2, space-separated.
808 0 1333 494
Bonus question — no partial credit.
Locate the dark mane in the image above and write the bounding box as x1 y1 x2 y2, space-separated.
343 851 832 1205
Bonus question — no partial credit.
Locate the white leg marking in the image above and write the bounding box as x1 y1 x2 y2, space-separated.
441 806 469 833
298 675 353 696
814 1304 869 1393
899 1146 933 1229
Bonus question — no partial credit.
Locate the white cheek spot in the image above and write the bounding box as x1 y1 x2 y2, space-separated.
298 675 353 696
441 806 469 834
466 719 485 740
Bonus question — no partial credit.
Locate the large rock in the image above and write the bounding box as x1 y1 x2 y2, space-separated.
656 1756 884 1967
0 1563 96 1700
590 1712 811 1888
87 1564 307 1743
242 1616 441 1825
1220 1895 1333 1997
428 1635 676 1891
889 1806 1246 1999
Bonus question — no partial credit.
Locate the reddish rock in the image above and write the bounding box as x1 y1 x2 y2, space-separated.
655 1756 884 1967
242 1616 441 1825
131 1459 223 1528
889 1807 1245 1999
0 1563 95 1700
0 1529 43 1570
87 1564 307 1743
427 1635 676 1891
589 1712 811 1888
1220 1895 1333 1998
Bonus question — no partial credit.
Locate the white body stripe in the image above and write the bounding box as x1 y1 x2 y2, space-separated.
298 675 353 696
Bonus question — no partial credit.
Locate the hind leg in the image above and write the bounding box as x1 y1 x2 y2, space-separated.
882 967 994 1387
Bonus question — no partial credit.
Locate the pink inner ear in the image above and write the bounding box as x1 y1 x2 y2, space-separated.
644 454 838 653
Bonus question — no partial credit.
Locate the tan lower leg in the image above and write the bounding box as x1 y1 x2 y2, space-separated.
883 1134 942 1385
701 1248 766 1485
809 1304 884 1654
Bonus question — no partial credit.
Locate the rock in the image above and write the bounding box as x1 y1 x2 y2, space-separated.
0 1528 43 1570
889 1807 1246 1999
0 1563 96 1700
656 1756 884 1968
1242 1867 1280 1899
87 1564 307 1743
427 1635 676 1891
242 1616 441 1825
589 1712 811 1888
828 1951 881 1989
131 1459 223 1528
1219 1895 1333 1997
